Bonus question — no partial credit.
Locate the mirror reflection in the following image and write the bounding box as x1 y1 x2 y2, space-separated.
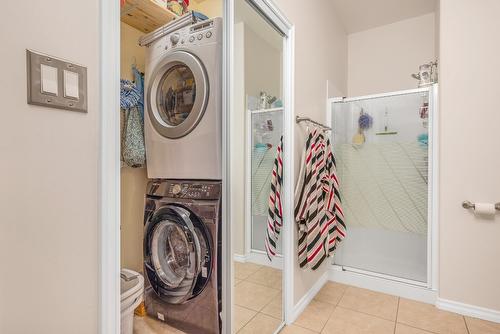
232 0 285 332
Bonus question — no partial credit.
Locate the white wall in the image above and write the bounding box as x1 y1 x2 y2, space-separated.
273 0 348 305
190 0 223 18
439 0 500 313
347 13 436 96
0 1 99 333
244 26 282 100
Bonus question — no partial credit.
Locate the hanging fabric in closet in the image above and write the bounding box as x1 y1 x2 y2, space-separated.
294 128 346 270
132 65 144 120
120 79 146 168
265 136 283 260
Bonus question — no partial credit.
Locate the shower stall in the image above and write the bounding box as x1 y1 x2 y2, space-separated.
246 107 283 263
329 85 438 290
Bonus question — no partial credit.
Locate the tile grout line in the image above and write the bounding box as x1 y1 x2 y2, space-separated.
235 279 282 291
292 322 321 333
316 284 349 333
318 308 335 333
463 316 471 334
393 298 400 334
321 285 351 332
235 304 260 333
333 305 397 323
396 321 448 334
235 273 283 332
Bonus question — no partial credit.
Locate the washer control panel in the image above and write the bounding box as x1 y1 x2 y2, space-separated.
152 180 221 200
162 18 220 51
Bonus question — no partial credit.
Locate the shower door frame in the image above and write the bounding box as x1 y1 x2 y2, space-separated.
327 84 439 299
244 107 284 269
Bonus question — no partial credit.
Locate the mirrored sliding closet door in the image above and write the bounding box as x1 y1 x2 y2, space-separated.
231 0 288 332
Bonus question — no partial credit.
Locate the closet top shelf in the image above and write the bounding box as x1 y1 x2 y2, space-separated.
121 0 179 33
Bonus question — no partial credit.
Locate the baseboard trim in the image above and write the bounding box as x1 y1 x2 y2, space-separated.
291 271 328 323
436 298 500 324
233 253 248 263
328 266 437 305
234 251 283 269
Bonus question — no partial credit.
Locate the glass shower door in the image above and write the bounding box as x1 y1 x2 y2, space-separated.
331 88 434 284
250 109 283 254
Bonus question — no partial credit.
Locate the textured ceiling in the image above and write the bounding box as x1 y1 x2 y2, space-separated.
331 0 437 34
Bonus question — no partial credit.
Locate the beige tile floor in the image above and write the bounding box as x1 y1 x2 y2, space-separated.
134 263 500 334
234 262 283 333
291 281 500 334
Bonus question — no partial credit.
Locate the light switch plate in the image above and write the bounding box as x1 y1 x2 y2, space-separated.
40 64 58 95
63 70 79 99
26 49 87 112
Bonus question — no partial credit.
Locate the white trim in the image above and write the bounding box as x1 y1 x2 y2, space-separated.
282 23 295 328
436 298 500 324
329 266 437 305
429 84 439 291
244 100 252 257
249 0 290 35
339 86 432 103
290 271 328 323
229 0 294 330
233 253 248 263
249 107 284 114
339 265 428 288
249 250 283 269
222 0 234 332
233 251 284 270
272 323 286 334
99 0 121 333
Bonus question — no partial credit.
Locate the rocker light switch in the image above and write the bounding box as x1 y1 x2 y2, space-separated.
27 49 87 112
40 64 58 95
64 70 79 99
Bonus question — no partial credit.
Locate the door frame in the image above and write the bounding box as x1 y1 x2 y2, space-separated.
326 84 439 299
225 0 295 331
99 0 121 333
98 0 294 333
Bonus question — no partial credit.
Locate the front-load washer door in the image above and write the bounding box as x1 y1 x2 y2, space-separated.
147 51 209 139
144 204 212 304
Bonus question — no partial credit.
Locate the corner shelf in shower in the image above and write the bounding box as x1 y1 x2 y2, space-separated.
120 0 179 33
249 107 283 114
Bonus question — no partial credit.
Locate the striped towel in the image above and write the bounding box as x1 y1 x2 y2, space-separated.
295 128 346 270
265 136 283 260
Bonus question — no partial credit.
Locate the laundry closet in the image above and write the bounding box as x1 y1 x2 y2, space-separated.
117 0 500 334
119 1 222 334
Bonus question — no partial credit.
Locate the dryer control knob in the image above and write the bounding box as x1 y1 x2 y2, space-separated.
172 184 182 195
170 33 180 44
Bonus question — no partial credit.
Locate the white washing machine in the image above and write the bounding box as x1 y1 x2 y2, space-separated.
143 17 222 180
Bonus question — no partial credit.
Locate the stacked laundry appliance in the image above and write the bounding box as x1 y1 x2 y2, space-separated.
139 12 223 334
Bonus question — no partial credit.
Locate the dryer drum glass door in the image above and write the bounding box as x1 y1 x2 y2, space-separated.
147 51 209 139
145 205 212 304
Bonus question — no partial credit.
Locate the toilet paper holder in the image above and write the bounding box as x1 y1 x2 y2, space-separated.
462 200 500 211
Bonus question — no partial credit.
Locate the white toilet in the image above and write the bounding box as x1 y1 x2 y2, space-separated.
121 269 144 334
